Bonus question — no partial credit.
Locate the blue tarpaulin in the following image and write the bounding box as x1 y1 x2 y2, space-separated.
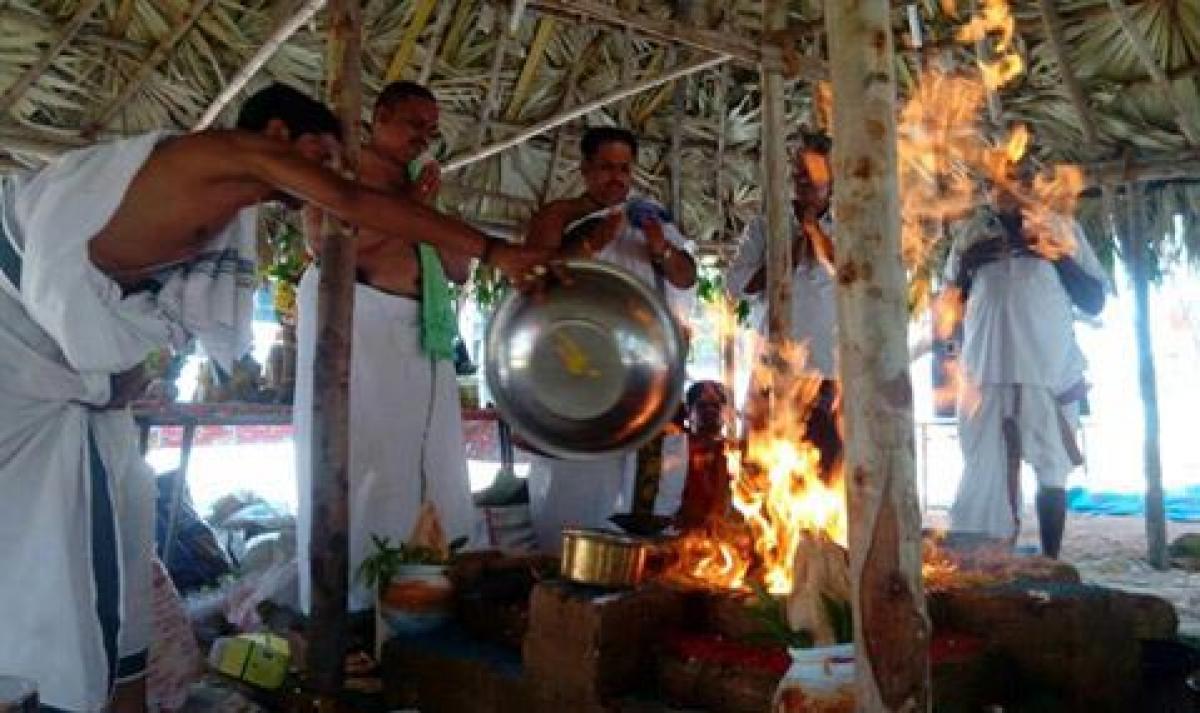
1067 485 1200 522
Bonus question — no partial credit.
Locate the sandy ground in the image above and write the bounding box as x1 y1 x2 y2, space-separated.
927 508 1200 636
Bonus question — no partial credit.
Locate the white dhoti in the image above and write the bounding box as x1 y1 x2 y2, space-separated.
949 384 1080 540
0 133 255 711
294 268 477 613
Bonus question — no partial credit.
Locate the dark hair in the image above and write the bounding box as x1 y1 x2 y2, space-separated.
798 130 832 155
581 126 638 161
686 380 728 410
375 81 437 114
236 83 340 139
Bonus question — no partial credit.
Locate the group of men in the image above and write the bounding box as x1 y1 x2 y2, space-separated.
0 70 1108 711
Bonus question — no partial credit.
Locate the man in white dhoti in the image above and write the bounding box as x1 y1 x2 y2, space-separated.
522 127 697 553
727 134 840 480
294 82 479 613
944 178 1106 558
0 83 544 712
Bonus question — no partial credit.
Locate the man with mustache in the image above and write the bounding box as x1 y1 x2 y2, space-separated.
522 126 698 553
728 132 841 482
294 81 480 614
0 83 544 713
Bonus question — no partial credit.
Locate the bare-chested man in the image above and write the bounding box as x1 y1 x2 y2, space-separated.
294 82 481 614
0 82 544 713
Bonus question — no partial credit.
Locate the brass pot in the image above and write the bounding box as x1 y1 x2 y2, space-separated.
560 528 649 588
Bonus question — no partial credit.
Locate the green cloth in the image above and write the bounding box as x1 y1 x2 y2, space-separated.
409 160 456 361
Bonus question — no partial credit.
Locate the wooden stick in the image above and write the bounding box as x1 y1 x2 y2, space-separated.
1106 0 1200 145
308 0 362 695
1036 0 1100 148
384 0 438 82
1117 181 1170 569
504 17 557 122
826 0 930 709
0 0 105 117
446 52 731 172
193 0 326 131
761 0 791 346
85 0 215 135
527 0 826 78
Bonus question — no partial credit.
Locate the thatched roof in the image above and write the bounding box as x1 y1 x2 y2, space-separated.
2 0 1199 267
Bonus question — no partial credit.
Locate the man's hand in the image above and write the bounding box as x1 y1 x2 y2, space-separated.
643 217 668 260
488 243 555 290
411 162 441 204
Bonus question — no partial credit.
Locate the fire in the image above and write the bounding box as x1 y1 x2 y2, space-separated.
669 330 847 595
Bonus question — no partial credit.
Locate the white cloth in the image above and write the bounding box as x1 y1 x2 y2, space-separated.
944 213 1105 390
950 384 1080 539
0 132 255 712
9 132 257 374
294 268 479 613
946 211 1101 538
727 215 836 378
568 197 697 323
527 434 688 555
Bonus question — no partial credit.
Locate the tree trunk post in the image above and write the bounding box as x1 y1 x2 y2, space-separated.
1121 183 1168 570
309 0 363 695
825 1 931 710
761 1 792 348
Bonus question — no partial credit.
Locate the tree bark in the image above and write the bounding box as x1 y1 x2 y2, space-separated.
825 1 931 710
309 0 362 695
761 1 791 348
1121 183 1168 570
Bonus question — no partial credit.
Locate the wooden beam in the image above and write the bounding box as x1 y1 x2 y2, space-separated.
85 0 216 135
309 0 362 695
0 0 106 117
1036 0 1100 148
527 0 827 79
1105 0 1200 145
384 0 438 82
504 17 556 122
418 0 456 84
446 51 730 172
826 0 930 709
193 0 326 130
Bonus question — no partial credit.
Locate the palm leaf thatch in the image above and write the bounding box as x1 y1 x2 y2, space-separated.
1 0 1199 272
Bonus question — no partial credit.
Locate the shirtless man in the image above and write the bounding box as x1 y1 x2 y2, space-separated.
0 82 544 713
294 81 482 613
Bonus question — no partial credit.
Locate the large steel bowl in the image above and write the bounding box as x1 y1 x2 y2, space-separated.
484 259 686 460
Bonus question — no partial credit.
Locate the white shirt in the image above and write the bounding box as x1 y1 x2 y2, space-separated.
727 215 837 378
944 210 1106 391
568 198 697 323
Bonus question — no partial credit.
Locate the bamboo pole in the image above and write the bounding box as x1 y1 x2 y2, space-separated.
761 1 791 346
309 0 362 695
193 0 326 131
1117 182 1169 570
84 0 216 135
0 0 105 117
1106 0 1200 146
1036 0 1100 148
526 0 827 78
825 0 930 709
384 0 438 82
445 52 730 172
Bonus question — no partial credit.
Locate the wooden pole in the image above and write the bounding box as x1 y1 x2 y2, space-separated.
309 0 362 695
1117 182 1169 569
444 52 730 172
825 1 930 710
760 1 791 347
0 0 105 117
193 0 327 130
